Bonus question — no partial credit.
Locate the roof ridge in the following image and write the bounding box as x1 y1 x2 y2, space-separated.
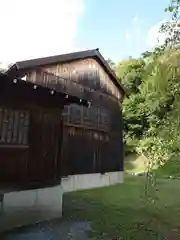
16 48 98 66
6 48 126 96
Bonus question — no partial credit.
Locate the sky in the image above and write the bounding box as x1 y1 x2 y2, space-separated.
0 0 172 67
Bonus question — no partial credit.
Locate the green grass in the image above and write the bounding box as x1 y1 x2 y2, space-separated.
63 175 180 239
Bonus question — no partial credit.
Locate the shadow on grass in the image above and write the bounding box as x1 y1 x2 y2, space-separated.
63 193 167 239
63 176 180 239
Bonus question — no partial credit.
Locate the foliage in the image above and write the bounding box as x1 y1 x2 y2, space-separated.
106 58 116 71
139 48 180 163
116 58 145 94
120 5 180 234
154 155 180 178
121 1 180 169
122 48 180 167
162 0 180 47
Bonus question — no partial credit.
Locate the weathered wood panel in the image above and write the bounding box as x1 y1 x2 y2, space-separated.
60 126 123 176
0 148 28 185
25 57 124 177
0 103 63 190
0 107 30 146
26 59 122 133
26 58 122 101
62 104 110 132
27 109 62 186
0 106 30 188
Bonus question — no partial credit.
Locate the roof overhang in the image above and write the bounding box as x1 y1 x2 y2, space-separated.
0 74 91 109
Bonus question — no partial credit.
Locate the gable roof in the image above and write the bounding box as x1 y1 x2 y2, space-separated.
6 48 126 96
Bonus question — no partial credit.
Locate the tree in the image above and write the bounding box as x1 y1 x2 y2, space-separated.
160 0 180 48
106 58 116 71
121 45 180 160
141 51 152 59
116 58 147 153
116 58 145 94
122 0 180 162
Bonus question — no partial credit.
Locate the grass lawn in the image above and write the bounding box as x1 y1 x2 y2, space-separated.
63 175 180 239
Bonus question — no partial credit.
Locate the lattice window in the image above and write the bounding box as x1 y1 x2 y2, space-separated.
0 108 30 146
82 107 98 128
87 108 96 127
98 108 110 131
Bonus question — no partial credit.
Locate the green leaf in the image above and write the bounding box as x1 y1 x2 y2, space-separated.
168 6 175 12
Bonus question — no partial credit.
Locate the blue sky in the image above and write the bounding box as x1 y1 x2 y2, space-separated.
75 0 171 62
0 0 171 67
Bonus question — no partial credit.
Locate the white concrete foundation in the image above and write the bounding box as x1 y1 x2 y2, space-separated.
0 185 63 232
62 171 124 192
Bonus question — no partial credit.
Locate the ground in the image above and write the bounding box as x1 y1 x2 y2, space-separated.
2 175 180 239
63 175 180 239
1 220 93 240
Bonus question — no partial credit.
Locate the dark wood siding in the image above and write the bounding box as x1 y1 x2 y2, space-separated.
0 107 30 146
26 57 124 176
27 110 62 186
60 127 113 176
0 104 63 190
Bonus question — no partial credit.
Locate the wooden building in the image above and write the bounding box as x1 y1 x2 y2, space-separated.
0 73 90 190
0 49 125 231
0 72 90 231
6 48 126 191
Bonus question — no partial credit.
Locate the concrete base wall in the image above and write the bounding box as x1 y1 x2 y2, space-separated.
0 172 123 231
0 185 63 232
62 171 124 192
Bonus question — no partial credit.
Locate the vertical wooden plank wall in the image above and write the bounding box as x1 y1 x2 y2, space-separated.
26 57 124 176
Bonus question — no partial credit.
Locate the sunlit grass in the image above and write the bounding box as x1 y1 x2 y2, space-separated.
124 153 149 173
64 175 180 239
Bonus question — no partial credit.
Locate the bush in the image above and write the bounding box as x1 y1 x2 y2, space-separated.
124 136 139 155
154 156 180 178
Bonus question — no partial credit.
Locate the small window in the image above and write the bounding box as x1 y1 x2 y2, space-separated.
0 107 30 147
98 108 109 131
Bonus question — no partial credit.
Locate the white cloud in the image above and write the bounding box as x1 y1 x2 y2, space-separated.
132 16 139 25
147 20 168 48
125 30 130 41
0 0 84 66
124 16 142 42
132 15 141 35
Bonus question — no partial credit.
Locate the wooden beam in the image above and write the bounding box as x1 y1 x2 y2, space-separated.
0 74 91 109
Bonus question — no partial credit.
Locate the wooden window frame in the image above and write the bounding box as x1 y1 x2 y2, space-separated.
0 107 30 149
